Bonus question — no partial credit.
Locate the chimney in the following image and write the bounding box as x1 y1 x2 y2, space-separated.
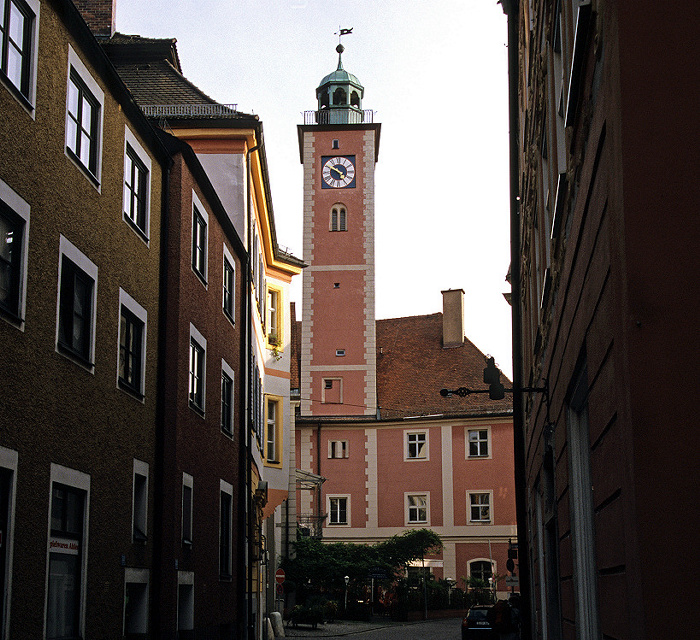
74 1 116 38
442 289 465 348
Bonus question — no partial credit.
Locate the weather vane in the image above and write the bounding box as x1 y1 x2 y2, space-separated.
335 26 353 44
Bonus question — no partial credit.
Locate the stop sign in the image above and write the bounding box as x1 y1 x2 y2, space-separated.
275 568 286 584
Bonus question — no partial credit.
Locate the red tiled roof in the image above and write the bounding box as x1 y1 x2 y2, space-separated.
376 313 512 419
292 312 512 420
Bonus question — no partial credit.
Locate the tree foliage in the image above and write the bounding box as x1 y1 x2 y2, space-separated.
282 528 443 594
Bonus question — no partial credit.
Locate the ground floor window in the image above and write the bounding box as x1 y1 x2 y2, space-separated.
47 483 86 639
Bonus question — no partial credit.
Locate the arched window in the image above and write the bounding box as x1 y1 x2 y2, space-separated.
350 91 360 107
319 91 329 108
330 206 347 232
468 560 493 586
333 87 347 105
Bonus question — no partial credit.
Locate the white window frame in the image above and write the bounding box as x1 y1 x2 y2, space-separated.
123 568 149 636
405 493 429 525
222 244 235 324
327 495 350 526
56 235 98 371
0 177 30 329
328 440 348 459
117 288 147 399
0 0 40 114
264 395 282 466
219 480 233 579
466 428 491 459
191 191 208 284
122 126 151 241
188 323 206 414
405 430 429 461
468 491 493 524
181 473 193 546
176 571 194 633
65 46 104 187
44 463 90 640
468 558 495 584
221 358 234 437
132 459 149 544
0 446 18 640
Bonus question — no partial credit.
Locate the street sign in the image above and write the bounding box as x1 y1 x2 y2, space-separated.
505 575 519 587
275 568 286 584
276 583 284 596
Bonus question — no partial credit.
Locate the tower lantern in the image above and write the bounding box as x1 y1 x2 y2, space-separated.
315 44 365 124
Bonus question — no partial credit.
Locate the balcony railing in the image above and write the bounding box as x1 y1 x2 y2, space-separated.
297 514 326 538
141 104 239 118
302 109 375 125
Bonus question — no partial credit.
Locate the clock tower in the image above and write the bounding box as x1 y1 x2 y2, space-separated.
299 44 381 417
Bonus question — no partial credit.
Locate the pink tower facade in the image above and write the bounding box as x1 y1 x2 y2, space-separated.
298 46 381 417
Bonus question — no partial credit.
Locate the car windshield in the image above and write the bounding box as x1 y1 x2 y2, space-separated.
468 608 490 621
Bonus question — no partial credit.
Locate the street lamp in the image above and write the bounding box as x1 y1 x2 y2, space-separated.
344 575 349 612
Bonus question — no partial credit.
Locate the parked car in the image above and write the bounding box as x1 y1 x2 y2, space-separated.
461 605 496 640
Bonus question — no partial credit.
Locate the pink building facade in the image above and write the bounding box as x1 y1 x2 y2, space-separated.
291 45 517 597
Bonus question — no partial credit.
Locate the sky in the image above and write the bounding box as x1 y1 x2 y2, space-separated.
115 0 514 378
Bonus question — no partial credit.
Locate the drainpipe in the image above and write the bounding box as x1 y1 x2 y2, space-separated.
500 0 531 637
316 423 322 537
152 150 172 637
245 142 260 640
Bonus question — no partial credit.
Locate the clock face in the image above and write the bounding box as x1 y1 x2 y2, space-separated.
322 156 356 188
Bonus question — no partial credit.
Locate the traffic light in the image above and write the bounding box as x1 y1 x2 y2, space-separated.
483 357 505 400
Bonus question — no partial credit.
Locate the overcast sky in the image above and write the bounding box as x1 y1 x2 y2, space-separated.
115 0 514 378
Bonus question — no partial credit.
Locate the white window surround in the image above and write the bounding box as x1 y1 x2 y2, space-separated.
0 446 18 640
65 45 104 188
45 463 90 640
188 323 207 413
117 288 147 398
122 126 151 241
468 558 496 582
404 430 429 461
123 568 149 636
405 492 430 526
328 440 348 459
219 479 233 576
466 427 492 459
221 358 235 437
191 191 208 284
0 177 30 330
177 571 194 632
181 473 193 545
467 490 493 524
222 244 235 324
321 377 343 404
132 459 149 543
56 235 98 370
327 495 350 526
0 0 40 115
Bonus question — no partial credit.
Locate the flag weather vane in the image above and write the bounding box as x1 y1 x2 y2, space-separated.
336 26 353 43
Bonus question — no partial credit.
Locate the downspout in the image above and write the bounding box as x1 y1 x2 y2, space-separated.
153 151 173 637
500 0 531 637
316 423 322 536
245 142 260 640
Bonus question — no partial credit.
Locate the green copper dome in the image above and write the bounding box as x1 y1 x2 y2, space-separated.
316 44 364 124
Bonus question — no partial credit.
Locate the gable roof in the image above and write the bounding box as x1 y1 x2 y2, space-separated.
292 312 512 421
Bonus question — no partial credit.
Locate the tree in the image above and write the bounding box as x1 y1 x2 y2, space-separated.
282 529 443 597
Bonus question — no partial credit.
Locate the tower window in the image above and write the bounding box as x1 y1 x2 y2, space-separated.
333 87 346 105
332 139 339 149
330 206 347 232
351 91 360 107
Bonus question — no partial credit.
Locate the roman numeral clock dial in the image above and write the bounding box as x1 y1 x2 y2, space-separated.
322 156 356 188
